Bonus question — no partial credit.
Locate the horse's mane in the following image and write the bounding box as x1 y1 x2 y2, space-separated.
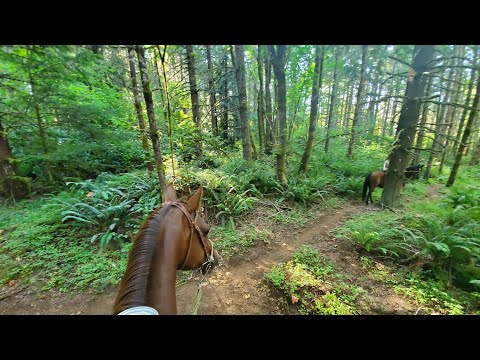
113 203 174 314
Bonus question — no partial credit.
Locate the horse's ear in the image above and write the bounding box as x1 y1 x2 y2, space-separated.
185 185 203 214
162 183 177 203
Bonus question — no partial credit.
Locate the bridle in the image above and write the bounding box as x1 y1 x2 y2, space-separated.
170 202 215 274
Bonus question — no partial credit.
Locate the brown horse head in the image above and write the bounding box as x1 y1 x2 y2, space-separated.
113 183 220 315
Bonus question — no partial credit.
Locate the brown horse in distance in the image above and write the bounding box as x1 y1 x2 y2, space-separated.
362 171 385 205
113 183 220 315
362 163 424 205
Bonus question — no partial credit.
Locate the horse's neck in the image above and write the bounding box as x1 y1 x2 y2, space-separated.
147 252 178 315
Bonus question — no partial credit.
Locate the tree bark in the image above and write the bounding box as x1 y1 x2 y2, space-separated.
269 45 288 185
299 46 324 174
233 45 252 161
469 138 480 165
264 48 274 155
135 45 166 188
127 46 153 172
389 78 402 136
344 78 355 132
424 56 456 180
206 45 218 137
411 74 433 165
0 120 28 198
447 74 480 186
26 46 48 155
325 47 339 153
347 45 368 159
381 45 434 208
220 52 229 142
185 45 203 158
439 45 465 173
452 46 477 157
257 45 265 153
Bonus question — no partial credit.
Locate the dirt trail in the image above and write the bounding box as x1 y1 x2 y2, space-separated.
1 198 427 315
176 204 360 315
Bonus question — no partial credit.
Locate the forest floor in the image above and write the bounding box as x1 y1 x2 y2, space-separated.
0 186 443 315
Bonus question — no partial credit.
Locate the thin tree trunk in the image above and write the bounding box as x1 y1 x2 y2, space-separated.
0 120 28 198
257 45 265 154
344 78 354 132
447 75 480 186
273 78 279 139
265 49 274 155
424 60 455 180
26 47 48 155
269 45 288 185
389 79 402 136
229 46 241 141
347 45 368 159
185 45 203 158
206 45 218 137
381 96 391 137
452 46 478 157
299 46 324 174
325 47 339 153
469 138 480 165
381 45 434 208
234 45 252 161
135 45 166 188
412 74 433 165
157 46 176 176
439 45 465 173
220 52 229 142
152 47 167 121
127 46 153 172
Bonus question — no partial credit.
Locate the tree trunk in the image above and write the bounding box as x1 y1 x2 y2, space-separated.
299 46 324 174
206 45 218 137
424 56 456 179
411 74 433 165
127 46 153 172
234 45 252 161
344 78 354 131
381 45 434 208
325 47 339 153
452 46 478 157
152 47 168 121
367 77 380 139
389 78 402 136
26 47 48 155
0 120 28 198
269 45 288 185
469 138 480 165
273 78 279 140
347 45 368 159
135 45 166 188
257 45 265 154
229 46 241 141
220 53 229 142
447 75 480 186
264 49 274 155
185 45 203 159
439 45 465 173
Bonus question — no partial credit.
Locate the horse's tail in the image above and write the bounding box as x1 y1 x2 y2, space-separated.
362 173 371 201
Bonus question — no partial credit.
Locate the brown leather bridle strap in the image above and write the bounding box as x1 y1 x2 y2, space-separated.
170 202 211 270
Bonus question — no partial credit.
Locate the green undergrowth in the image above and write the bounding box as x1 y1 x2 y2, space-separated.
265 246 365 314
337 165 480 313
